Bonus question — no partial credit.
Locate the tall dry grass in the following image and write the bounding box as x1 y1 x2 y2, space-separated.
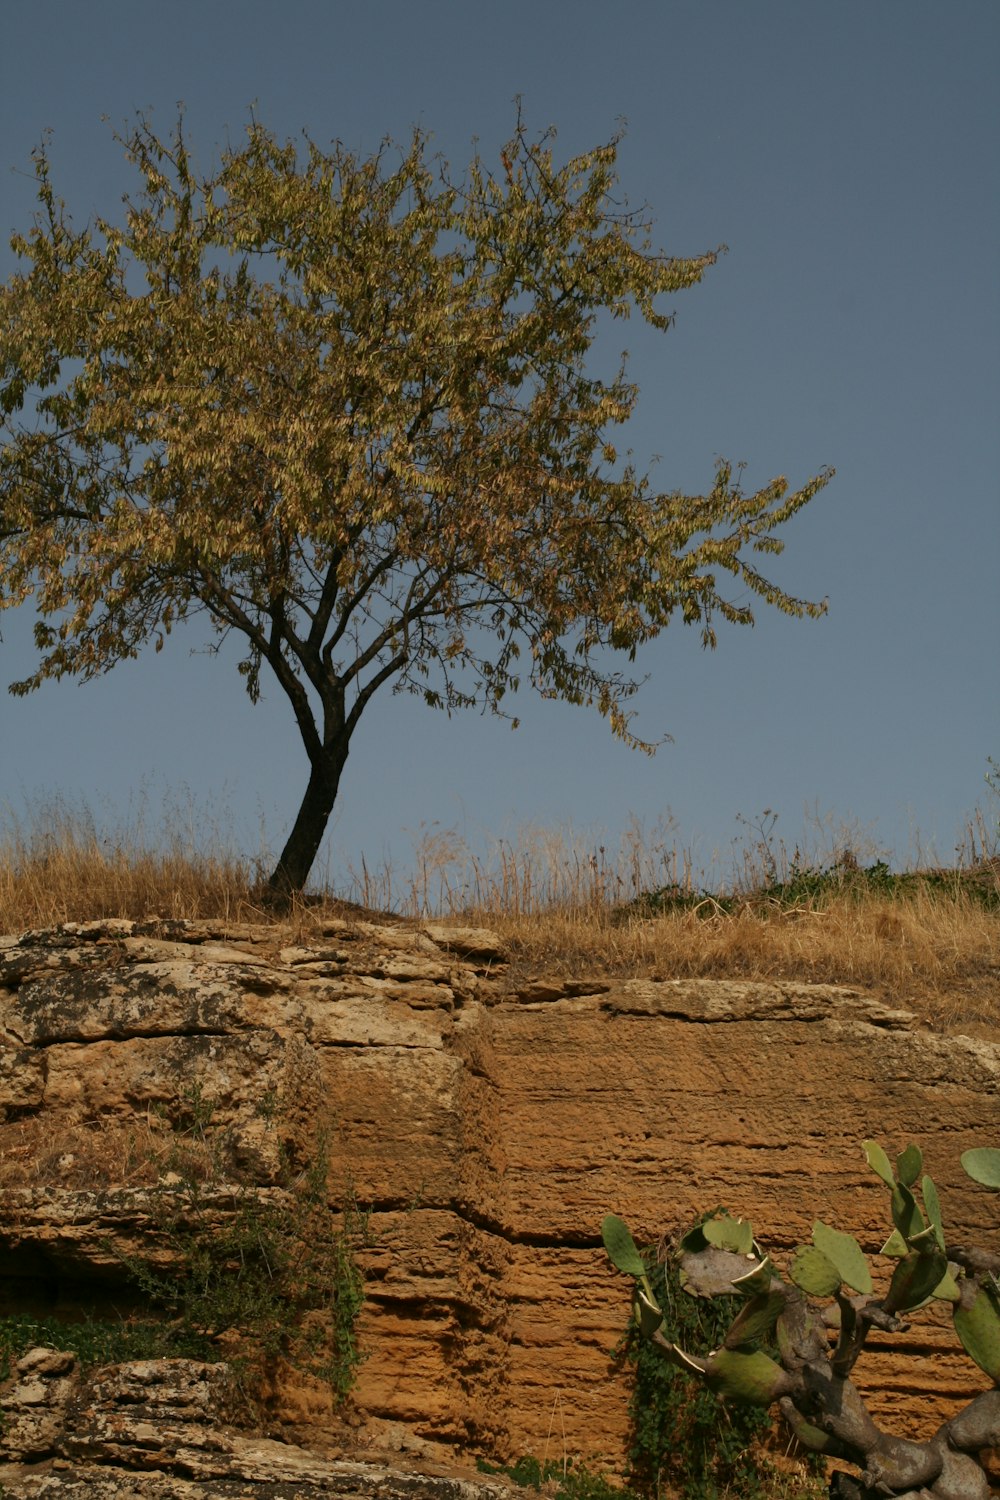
338 811 998 1025
1 795 996 1027
481 879 998 1022
0 793 258 929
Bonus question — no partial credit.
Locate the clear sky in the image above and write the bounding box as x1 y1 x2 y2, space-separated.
1 0 997 891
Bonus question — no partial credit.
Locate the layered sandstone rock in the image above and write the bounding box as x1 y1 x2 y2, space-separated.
1 918 997 1479
0 1344 516 1498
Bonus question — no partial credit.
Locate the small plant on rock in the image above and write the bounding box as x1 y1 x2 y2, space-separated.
117 1097 368 1407
603 1143 1000 1499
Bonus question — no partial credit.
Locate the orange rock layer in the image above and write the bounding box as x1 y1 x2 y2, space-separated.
1 919 996 1464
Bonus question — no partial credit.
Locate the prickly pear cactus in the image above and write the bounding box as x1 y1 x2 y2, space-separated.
602 1141 1000 1500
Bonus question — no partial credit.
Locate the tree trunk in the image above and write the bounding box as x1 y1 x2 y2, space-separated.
265 739 349 904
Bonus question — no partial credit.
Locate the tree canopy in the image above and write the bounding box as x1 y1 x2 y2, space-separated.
0 114 832 898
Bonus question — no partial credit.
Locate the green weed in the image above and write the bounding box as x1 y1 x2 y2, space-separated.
622 858 999 923
118 1108 368 1405
0 1084 369 1421
476 1456 635 1500
619 1215 822 1500
0 1312 213 1381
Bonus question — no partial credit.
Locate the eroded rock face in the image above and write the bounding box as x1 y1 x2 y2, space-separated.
1 918 997 1476
0 1345 516 1498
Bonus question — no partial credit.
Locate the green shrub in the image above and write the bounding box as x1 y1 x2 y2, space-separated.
619 1216 779 1500
0 1086 368 1421
622 859 999 922
118 1114 368 1404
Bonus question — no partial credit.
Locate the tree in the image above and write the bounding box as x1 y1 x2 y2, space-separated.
0 114 832 901
604 1142 1000 1499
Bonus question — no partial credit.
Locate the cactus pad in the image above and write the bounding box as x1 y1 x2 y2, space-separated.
890 1181 927 1242
883 1249 948 1314
703 1213 755 1255
601 1214 646 1277
863 1139 897 1187
790 1245 842 1297
723 1289 786 1349
961 1148 1000 1189
953 1285 1000 1383
704 1347 790 1405
635 1287 664 1337
812 1220 872 1294
896 1143 923 1187
921 1173 946 1249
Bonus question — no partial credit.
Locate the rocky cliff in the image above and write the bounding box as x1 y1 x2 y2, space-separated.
1 917 997 1485
0 1345 520 1498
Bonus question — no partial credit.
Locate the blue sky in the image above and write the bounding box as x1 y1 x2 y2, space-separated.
1 0 997 890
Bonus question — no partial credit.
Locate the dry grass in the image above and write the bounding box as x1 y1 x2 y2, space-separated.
1 796 997 1029
0 1110 219 1192
0 793 261 929
341 811 999 1027
478 882 1000 1026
